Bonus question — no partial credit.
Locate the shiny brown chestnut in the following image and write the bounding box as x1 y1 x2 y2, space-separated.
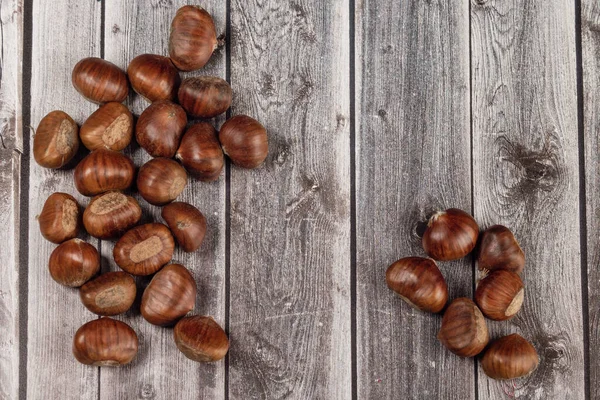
33 110 79 169
169 6 218 71
79 271 136 316
478 225 525 274
72 57 129 104
481 334 539 380
176 123 224 181
422 208 479 261
74 149 135 196
385 257 448 313
73 317 138 366
83 191 141 239
141 264 197 326
161 202 207 252
178 77 232 118
127 54 181 102
174 315 229 362
48 239 100 287
219 115 268 169
80 102 133 151
137 158 187 206
437 298 489 357
38 192 80 244
113 223 175 276
475 270 524 321
136 100 187 158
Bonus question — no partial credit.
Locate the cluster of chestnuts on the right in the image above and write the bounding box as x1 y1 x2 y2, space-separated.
386 208 539 381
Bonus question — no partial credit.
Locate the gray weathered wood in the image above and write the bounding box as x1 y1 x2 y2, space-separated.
355 1 473 399
27 0 101 398
471 1 585 398
102 1 226 399
228 0 351 398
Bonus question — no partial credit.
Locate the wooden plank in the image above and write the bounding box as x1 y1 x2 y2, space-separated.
355 1 473 399
101 2 226 399
27 0 101 398
228 1 351 398
471 1 585 398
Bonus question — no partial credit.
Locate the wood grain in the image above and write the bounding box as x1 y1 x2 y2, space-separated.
471 1 585 398
28 0 101 398
355 1 473 399
102 1 226 399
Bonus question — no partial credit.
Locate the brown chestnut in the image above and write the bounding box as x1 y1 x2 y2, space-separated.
161 202 207 252
127 54 181 102
176 123 224 181
83 191 141 239
136 100 187 158
137 158 187 206
113 223 175 276
219 115 268 169
48 239 100 287
422 208 479 261
385 257 448 313
478 225 525 274
72 57 129 104
74 149 135 196
80 271 136 316
437 298 489 357
80 102 133 151
475 270 524 321
481 334 539 380
169 6 218 71
141 264 197 326
73 317 138 366
38 192 80 244
178 77 232 118
174 315 229 362
33 110 79 169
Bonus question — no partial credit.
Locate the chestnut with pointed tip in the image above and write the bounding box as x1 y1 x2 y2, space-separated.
48 239 100 287
174 315 229 362
80 102 133 151
169 5 218 71
481 334 539 380
178 76 232 118
73 318 138 366
127 54 181 102
422 208 479 261
113 223 175 276
38 192 80 243
437 298 489 357
74 149 135 196
475 270 524 321
219 115 268 169
79 271 136 316
33 110 79 169
176 123 224 181
161 202 207 252
83 191 142 239
72 57 129 104
478 225 525 274
136 100 187 158
137 158 188 206
385 257 448 313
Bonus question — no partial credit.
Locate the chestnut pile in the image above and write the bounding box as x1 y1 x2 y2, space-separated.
385 209 539 381
34 5 260 367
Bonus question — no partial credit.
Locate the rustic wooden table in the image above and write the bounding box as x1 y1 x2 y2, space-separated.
0 0 598 399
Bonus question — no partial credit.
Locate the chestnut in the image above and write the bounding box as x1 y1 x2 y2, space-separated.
33 110 79 169
178 77 232 118
475 270 524 321
74 149 135 196
481 334 539 380
136 100 187 158
385 257 448 313
437 298 489 357
83 191 141 239
79 271 136 316
38 192 79 244
127 54 181 102
174 315 229 362
113 223 175 276
141 264 197 326
73 317 138 366
72 57 129 104
161 202 207 252
478 225 525 274
48 239 100 287
137 158 187 206
169 5 218 71
80 102 133 151
219 115 268 169
422 208 479 261
176 123 224 181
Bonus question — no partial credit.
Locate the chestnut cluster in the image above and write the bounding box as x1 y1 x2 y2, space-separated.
32 5 256 367
385 208 539 381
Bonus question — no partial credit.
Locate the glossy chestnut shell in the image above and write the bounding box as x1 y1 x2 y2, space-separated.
437 298 489 357
219 115 268 169
48 239 100 287
176 122 224 181
161 202 207 252
38 192 80 244
475 270 524 321
137 158 188 206
481 334 539 380
478 225 525 274
174 315 229 362
178 77 232 118
127 54 181 102
74 149 135 196
33 110 79 169
72 57 129 104
80 102 133 151
169 5 218 71
136 100 187 158
422 208 479 261
79 271 137 316
73 318 138 366
83 191 142 239
113 223 175 276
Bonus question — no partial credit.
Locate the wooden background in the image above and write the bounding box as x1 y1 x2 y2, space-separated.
0 0 597 399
